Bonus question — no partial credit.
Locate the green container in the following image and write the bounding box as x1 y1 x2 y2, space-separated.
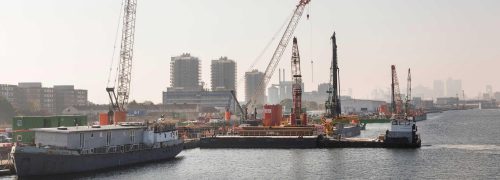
12 115 87 144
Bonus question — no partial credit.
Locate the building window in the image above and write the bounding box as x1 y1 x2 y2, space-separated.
80 133 85 148
17 120 22 127
106 132 112 145
16 135 22 142
130 130 135 142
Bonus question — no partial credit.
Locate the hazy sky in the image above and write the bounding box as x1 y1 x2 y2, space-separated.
1 0 499 104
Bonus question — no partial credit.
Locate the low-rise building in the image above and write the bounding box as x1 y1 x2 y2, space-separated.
12 115 87 144
163 90 237 114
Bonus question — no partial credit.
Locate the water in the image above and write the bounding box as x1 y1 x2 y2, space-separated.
6 109 500 179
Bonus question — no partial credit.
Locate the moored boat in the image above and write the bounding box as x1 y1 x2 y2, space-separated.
11 121 183 177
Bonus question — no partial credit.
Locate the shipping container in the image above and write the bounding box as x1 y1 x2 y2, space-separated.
263 104 283 126
12 115 87 144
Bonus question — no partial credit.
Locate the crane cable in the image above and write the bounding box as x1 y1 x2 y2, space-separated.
107 0 125 88
236 11 294 90
307 3 313 84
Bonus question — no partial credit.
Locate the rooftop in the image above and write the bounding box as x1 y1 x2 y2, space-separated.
33 124 145 133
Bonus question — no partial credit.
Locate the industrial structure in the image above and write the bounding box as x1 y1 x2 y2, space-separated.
267 86 279 104
269 69 304 104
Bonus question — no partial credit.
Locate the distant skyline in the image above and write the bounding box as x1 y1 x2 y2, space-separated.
1 0 499 104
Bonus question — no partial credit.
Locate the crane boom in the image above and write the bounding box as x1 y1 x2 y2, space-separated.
405 68 411 116
117 0 137 109
291 37 303 126
391 65 403 115
245 0 311 110
108 0 137 112
230 90 244 116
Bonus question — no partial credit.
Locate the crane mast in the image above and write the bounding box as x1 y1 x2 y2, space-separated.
325 32 341 118
244 0 311 116
290 37 303 126
107 0 137 121
405 68 411 116
391 65 403 115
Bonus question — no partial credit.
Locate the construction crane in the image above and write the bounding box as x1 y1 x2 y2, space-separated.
325 32 341 118
229 90 244 116
106 0 138 123
290 37 304 126
405 68 411 116
391 65 403 116
244 0 311 119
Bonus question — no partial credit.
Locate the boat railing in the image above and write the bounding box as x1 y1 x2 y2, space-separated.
80 143 152 155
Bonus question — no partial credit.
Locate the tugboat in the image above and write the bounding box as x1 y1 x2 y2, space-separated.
384 114 421 148
383 66 421 148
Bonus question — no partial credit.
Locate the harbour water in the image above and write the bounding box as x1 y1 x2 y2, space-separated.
4 109 500 179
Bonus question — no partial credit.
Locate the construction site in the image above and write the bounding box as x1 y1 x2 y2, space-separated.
3 0 424 150
0 0 427 176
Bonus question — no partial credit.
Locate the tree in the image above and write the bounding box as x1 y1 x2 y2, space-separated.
0 96 16 124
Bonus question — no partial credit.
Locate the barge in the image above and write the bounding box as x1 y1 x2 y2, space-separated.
199 135 419 149
11 121 183 177
199 123 420 149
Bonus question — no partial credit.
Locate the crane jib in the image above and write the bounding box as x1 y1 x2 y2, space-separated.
245 0 311 116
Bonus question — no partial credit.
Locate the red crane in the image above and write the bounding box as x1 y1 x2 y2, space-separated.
391 65 403 116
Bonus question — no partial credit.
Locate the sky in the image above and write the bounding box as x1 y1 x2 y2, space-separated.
1 0 499 104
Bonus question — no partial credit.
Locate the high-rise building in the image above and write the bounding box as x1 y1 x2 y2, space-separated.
245 70 265 104
211 57 236 94
433 80 445 98
446 78 462 97
169 53 201 91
